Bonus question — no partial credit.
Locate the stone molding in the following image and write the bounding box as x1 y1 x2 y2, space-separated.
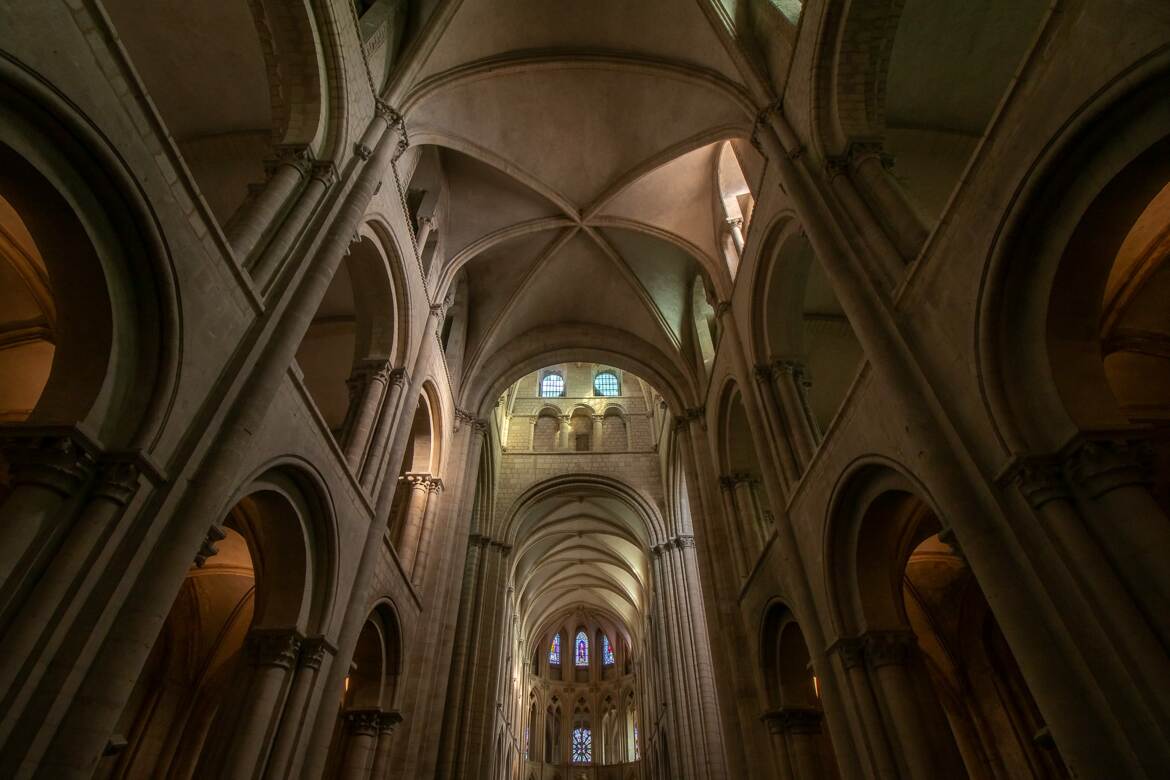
377 709 403 734
1002 432 1155 507
310 161 338 187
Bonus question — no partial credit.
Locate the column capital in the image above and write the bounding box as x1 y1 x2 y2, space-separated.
1000 455 1069 509
377 709 403 735
401 472 432 488
718 475 737 492
753 362 775 382
828 636 866 669
194 523 227 568
846 139 896 170
247 628 304 669
264 143 313 177
762 707 824 735
862 630 916 668
299 636 337 670
673 534 696 549
0 427 99 495
426 477 444 494
1064 435 1153 498
374 100 402 125
345 708 382 737
387 366 408 387
725 216 744 229
353 142 373 161
90 459 143 506
309 161 338 187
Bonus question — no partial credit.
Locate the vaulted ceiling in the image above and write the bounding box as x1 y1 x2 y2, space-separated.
397 0 763 409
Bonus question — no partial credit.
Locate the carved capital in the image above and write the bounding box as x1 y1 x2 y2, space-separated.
824 155 851 178
725 216 743 229
345 708 382 737
377 709 403 734
0 431 97 495
402 472 432 490
683 406 705 422
91 460 142 506
674 534 696 549
310 161 338 187
387 367 408 388
426 477 444 494
374 100 402 124
764 707 823 735
299 636 335 670
369 361 394 384
195 523 227 568
353 142 373 161
830 637 866 670
247 628 303 669
863 630 916 668
1002 456 1069 509
265 144 313 177
718 475 737 492
1065 436 1154 498
848 140 895 170
753 363 774 383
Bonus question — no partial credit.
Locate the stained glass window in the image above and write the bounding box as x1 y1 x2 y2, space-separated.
540 372 565 397
602 634 615 666
633 725 640 760
549 634 561 665
524 726 529 760
575 631 589 667
571 727 592 764
593 370 619 396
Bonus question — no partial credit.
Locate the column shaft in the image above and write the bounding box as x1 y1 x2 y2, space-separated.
360 368 407 494
228 151 307 262
395 476 431 576
343 364 390 471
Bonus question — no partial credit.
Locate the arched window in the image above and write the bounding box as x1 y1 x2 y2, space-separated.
593 370 619 396
571 726 592 764
540 372 565 397
574 631 589 667
549 633 561 665
601 634 615 666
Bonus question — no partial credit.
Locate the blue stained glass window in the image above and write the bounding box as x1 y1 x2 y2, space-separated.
602 634 615 666
540 372 565 397
575 631 589 667
549 634 561 665
594 370 619 396
572 727 592 764
524 726 529 760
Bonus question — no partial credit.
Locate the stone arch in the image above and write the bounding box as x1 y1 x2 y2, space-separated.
601 405 629 452
102 0 328 227
107 464 335 777
819 0 1049 224
753 215 863 436
0 62 178 451
296 223 406 440
982 64 1170 454
826 460 1058 778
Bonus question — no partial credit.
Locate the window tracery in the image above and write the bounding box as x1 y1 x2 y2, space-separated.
571 726 592 764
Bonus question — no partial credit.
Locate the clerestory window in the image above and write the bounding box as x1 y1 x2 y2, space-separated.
593 370 620 397
540 372 565 397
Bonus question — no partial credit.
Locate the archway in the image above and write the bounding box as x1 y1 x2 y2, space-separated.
830 470 1063 779
99 471 330 779
718 383 775 580
387 388 443 581
102 0 324 230
760 603 840 780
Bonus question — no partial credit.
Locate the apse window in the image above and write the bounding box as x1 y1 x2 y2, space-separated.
593 370 620 397
575 631 589 667
602 635 615 666
571 727 592 764
549 634 562 665
540 372 565 398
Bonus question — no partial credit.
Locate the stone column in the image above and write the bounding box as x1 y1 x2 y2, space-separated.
717 476 749 580
227 144 311 263
784 708 825 780
340 708 380 780
591 414 604 451
360 367 408 494
343 362 391 471
0 457 140 707
732 475 768 555
370 710 403 779
410 478 444 587
1065 436 1170 649
416 215 437 248
395 474 431 576
863 631 937 780
220 628 302 777
248 159 339 288
557 415 571 450
726 216 745 254
823 155 904 289
265 636 333 777
848 142 927 263
772 361 819 465
752 364 800 486
831 638 897 779
761 711 797 780
0 432 96 617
